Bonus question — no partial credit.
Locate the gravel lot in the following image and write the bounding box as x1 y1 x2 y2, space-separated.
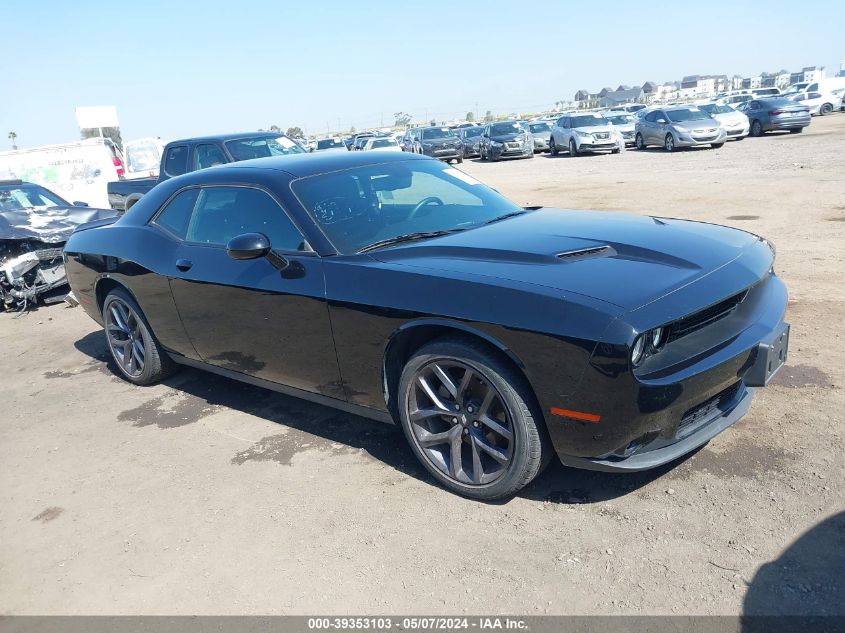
1 116 843 616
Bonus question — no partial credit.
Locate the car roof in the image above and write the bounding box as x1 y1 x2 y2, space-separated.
215 149 430 178
167 131 281 145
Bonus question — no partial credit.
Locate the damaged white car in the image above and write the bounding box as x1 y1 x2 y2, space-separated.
0 180 115 311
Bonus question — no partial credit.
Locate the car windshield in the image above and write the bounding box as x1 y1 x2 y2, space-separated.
666 109 710 122
570 116 607 128
291 159 523 254
529 122 551 133
461 127 484 138
0 185 69 211
224 136 305 160
699 103 735 115
490 122 522 135
370 139 397 148
421 128 455 140
603 115 634 125
317 138 344 149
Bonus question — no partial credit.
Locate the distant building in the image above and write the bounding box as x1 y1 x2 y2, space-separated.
599 87 645 108
790 66 824 84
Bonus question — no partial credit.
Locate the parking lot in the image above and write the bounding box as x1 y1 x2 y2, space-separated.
1 116 843 616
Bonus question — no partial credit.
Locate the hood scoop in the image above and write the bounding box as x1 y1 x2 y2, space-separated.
556 245 615 261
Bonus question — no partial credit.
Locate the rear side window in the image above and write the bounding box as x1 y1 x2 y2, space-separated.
164 145 189 177
154 189 199 239
193 144 227 170
186 186 305 251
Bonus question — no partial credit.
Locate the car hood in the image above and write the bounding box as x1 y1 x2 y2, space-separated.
490 133 528 142
531 130 552 140
422 137 460 145
712 111 748 125
670 117 720 131
573 125 614 134
370 208 767 311
0 205 117 243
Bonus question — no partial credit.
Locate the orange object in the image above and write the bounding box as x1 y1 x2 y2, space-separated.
549 407 601 423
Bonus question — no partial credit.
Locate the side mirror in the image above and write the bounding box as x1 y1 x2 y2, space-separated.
73 201 89 207
227 232 271 260
656 118 667 124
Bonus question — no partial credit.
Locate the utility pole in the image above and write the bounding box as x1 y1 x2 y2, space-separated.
475 102 478 121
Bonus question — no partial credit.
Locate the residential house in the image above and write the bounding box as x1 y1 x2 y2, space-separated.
790 66 824 84
598 87 645 108
680 75 717 99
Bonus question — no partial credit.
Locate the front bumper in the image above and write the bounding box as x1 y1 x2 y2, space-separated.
549 272 789 472
490 143 533 159
423 147 462 160
724 125 750 139
675 128 727 146
533 138 550 152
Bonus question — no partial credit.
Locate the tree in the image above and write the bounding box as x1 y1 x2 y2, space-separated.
269 125 281 133
484 110 494 122
465 111 474 122
286 126 303 138
8 132 17 150
393 112 412 128
81 126 123 152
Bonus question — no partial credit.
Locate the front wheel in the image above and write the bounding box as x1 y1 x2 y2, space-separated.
569 138 578 156
549 137 558 156
750 120 763 137
397 337 548 500
635 133 646 150
711 142 724 149
819 103 832 116
664 133 675 152
103 288 175 385
789 128 803 134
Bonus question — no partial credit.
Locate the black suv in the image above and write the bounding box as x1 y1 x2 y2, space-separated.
415 126 463 163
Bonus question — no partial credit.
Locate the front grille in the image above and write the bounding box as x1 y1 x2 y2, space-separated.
594 132 610 140
668 290 747 342
677 381 742 438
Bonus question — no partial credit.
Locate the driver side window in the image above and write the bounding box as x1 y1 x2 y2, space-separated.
186 186 305 251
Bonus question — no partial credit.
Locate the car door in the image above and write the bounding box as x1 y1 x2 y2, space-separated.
165 184 345 399
651 110 669 143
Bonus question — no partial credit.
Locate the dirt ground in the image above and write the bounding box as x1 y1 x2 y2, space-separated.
1 116 843 616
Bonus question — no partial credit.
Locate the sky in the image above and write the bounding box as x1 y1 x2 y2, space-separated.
2 0 844 148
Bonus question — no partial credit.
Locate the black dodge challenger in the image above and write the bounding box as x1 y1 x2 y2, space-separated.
63 151 789 499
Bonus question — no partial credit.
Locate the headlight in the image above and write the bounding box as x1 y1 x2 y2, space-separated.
651 326 667 350
631 335 646 366
575 129 592 137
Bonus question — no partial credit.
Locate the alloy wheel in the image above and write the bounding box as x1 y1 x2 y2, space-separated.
665 134 674 151
105 298 147 378
406 360 514 486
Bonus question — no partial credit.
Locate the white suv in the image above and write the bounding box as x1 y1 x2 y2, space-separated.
549 113 619 156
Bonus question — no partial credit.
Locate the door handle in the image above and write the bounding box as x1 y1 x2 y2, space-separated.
175 258 193 272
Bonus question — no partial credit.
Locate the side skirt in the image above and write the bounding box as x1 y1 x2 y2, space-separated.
169 353 395 425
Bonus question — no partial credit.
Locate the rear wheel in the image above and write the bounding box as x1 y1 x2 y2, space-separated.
664 133 675 152
398 337 548 500
103 288 175 385
751 120 763 137
820 103 833 116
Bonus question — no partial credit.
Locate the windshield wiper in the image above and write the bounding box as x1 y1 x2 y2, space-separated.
482 210 527 226
357 229 464 254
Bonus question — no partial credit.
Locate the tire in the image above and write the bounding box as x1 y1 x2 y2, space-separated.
750 120 763 137
397 337 549 500
456 156 463 164
819 103 832 116
635 133 646 150
711 142 724 149
549 137 558 156
611 147 620 154
789 128 803 134
569 138 578 156
102 287 176 386
479 145 487 161
664 133 675 152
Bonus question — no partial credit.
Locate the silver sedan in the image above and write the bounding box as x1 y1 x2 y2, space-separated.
635 106 727 151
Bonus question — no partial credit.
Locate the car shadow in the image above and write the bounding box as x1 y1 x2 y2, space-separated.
741 511 845 630
75 330 688 505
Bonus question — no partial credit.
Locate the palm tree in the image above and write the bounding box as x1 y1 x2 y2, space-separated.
8 131 17 150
